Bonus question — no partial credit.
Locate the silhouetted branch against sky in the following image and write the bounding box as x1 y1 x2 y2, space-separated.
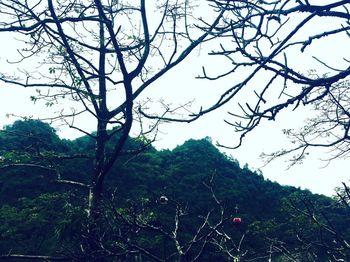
0 0 349 195
194 1 350 166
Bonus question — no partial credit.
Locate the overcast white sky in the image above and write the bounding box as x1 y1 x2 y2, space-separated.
0 1 349 197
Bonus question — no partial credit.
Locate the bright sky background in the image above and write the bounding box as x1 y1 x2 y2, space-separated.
0 2 349 197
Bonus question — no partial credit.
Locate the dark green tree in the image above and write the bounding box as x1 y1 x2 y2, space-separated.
0 124 349 261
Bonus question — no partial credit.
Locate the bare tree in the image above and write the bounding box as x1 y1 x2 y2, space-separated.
0 0 229 259
261 79 350 166
284 185 350 261
86 179 235 262
0 172 246 261
190 0 350 165
0 0 226 218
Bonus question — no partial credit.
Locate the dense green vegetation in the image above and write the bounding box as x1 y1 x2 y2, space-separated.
0 120 349 261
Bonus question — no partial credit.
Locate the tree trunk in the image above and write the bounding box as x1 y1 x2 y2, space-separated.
85 181 111 261
85 117 108 260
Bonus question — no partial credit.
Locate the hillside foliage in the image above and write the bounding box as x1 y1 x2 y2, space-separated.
0 120 349 261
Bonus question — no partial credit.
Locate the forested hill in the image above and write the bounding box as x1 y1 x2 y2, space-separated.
0 120 349 261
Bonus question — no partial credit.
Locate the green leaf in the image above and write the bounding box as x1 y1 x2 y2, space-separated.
49 67 55 74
